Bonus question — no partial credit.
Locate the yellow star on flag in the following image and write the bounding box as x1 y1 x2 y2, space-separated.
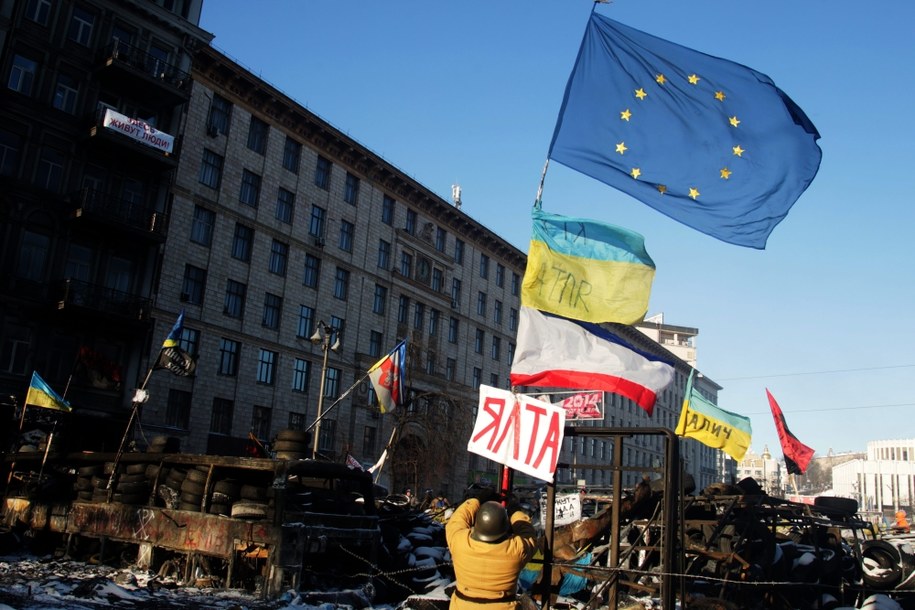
635 88 647 100
720 167 732 180
657 185 667 195
615 142 628 155
656 74 666 85
732 145 745 157
688 74 700 85
630 168 641 179
729 116 740 127
715 91 726 101
620 109 632 121
688 187 700 200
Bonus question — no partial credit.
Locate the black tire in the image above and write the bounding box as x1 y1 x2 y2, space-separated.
178 501 200 512
125 463 147 475
276 429 309 443
240 484 267 501
180 492 203 506
861 540 903 588
275 451 307 460
213 480 240 497
78 465 103 477
272 439 307 452
117 481 149 495
231 502 267 519
813 496 858 516
185 468 208 483
77 490 93 501
75 477 93 491
180 479 205 495
209 503 230 516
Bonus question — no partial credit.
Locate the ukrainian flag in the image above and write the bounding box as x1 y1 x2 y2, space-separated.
675 371 751 461
25 371 72 412
521 207 655 325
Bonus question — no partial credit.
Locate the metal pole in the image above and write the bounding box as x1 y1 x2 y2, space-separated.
312 332 330 459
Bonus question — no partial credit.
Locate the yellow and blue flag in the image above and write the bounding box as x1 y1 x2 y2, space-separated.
522 208 655 325
25 371 72 412
549 13 821 249
675 370 751 461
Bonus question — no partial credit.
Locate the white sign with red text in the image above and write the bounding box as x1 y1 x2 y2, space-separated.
102 108 174 154
467 385 565 483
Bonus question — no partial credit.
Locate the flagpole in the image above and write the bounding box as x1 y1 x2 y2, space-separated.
534 158 549 210
303 368 371 437
107 365 155 491
371 424 400 485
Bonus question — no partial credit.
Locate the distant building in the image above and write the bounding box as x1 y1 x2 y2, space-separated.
832 439 915 511
737 446 784 495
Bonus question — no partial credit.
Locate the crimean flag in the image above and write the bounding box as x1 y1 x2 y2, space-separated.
154 310 197 377
510 307 674 415
522 207 655 325
675 370 751 461
368 340 407 413
25 371 72 412
766 389 815 474
548 12 821 249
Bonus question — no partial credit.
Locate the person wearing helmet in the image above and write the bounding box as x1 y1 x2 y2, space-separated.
445 495 537 609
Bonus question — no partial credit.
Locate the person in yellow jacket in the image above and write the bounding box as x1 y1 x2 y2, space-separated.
446 497 538 609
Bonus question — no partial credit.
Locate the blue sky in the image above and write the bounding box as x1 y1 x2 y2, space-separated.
200 1 915 459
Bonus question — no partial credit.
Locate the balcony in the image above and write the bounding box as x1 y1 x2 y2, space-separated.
69 188 167 243
96 41 191 106
87 108 178 168
57 279 151 323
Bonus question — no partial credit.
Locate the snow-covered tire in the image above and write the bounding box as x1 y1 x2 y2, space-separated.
231 502 267 519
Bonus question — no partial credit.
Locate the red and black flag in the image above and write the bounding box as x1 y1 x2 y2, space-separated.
766 389 814 474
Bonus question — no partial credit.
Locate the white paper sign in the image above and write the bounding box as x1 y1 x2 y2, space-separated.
102 108 175 153
467 385 565 482
539 493 583 527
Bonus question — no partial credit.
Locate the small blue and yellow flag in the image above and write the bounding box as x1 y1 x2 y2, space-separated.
521 207 655 325
549 13 821 249
675 370 751 461
25 371 72 412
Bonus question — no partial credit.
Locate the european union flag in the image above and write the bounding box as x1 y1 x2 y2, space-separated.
549 13 822 249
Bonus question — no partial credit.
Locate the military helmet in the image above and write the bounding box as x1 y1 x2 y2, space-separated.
470 501 510 543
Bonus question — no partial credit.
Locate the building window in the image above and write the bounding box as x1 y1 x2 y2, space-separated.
382 195 395 225
472 367 481 389
16 231 49 281
448 317 459 344
405 209 417 235
231 223 253 262
318 418 336 452
218 338 240 376
247 116 268 154
494 300 503 325
490 373 500 387
369 330 383 358
333 267 350 300
454 239 465 265
181 264 206 305
180 326 200 358
52 73 78 114
363 426 377 458
207 93 231 135
224 279 246 318
344 172 360 205
309 205 326 240
251 405 272 440
413 303 425 331
282 136 301 173
262 292 282 329
68 6 95 46
0 130 22 177
397 296 410 324
303 254 320 288
8 55 37 95
239 169 261 207
256 349 277 385
292 358 310 392
268 240 288 276
435 227 447 252
199 148 223 189
372 284 387 315
400 251 413 278
314 155 331 189
474 329 484 354
509 307 518 332
36 148 64 192
491 336 501 361
477 291 487 317
323 368 341 402
480 254 490 279
432 268 443 292
297 305 315 338
451 278 462 306
288 412 306 430
339 220 354 253
190 205 215 246
446 358 456 382
276 187 295 224
0 324 31 375
429 309 440 337
25 0 51 25
496 264 505 288
377 240 391 270
165 389 191 429
210 398 234 435
426 351 436 375
329 316 344 338
511 272 520 296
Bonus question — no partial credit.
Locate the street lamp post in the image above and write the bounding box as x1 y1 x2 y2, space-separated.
310 320 340 459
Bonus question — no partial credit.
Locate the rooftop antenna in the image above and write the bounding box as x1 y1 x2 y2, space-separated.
451 184 462 209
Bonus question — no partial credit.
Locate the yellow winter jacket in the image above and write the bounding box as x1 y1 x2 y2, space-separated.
446 498 538 610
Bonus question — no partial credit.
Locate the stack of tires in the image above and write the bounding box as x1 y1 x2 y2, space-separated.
178 466 209 512
73 465 103 502
209 478 240 516
157 468 186 509
146 435 181 454
273 429 310 460
230 483 270 520
113 463 150 504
